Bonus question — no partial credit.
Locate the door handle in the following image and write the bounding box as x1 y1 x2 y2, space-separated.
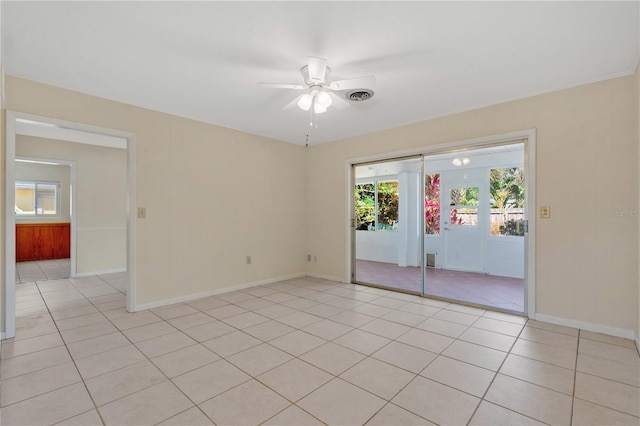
444 227 450 231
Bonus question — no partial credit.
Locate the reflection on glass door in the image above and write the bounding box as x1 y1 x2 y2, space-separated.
353 157 422 293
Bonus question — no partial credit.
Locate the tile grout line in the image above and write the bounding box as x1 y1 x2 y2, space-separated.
199 282 419 424
169 283 355 424
318 284 531 424
52 272 131 425
62 275 217 425
252 282 418 424
87 280 352 423
571 332 640 421
192 283 546 424
32 277 107 425
464 316 544 425
570 329 581 425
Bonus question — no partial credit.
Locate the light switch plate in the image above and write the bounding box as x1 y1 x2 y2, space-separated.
137 207 146 219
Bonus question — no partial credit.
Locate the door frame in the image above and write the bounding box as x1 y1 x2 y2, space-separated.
14 156 78 276
346 129 536 318
4 111 137 339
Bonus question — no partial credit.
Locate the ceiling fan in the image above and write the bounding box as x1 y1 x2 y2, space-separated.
258 57 376 127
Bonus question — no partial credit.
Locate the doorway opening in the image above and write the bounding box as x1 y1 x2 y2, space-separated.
350 133 535 316
4 112 137 339
14 157 75 283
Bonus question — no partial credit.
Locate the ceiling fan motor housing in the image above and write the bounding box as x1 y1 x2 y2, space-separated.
301 65 331 85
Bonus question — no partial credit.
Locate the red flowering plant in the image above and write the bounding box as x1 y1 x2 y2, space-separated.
425 174 440 234
450 208 464 225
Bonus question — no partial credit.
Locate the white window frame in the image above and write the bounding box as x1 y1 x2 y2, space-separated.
355 178 399 232
15 180 61 218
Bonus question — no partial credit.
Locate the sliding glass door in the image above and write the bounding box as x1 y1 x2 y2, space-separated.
352 140 528 314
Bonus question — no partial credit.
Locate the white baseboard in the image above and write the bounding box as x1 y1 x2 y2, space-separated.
535 313 636 341
75 268 126 278
305 272 346 283
635 332 639 353
134 272 306 311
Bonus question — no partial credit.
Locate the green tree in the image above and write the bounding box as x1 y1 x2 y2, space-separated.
450 187 479 206
490 167 524 208
490 167 525 236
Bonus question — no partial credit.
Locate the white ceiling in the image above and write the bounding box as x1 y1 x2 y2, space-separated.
4 1 639 146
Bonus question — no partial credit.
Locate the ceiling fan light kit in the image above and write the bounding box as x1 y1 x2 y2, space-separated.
259 56 376 128
297 88 333 113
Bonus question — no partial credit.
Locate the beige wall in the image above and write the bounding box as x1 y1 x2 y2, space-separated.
16 136 126 274
15 161 71 223
307 74 639 333
3 76 308 313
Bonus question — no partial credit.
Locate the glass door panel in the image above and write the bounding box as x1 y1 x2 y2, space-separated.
423 143 526 313
353 157 422 293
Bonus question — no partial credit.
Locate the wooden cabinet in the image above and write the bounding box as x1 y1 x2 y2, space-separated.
16 223 70 262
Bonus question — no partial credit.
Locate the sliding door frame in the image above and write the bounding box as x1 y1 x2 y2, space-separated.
346 129 536 318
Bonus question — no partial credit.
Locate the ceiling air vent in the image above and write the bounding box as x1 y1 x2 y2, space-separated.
346 89 374 102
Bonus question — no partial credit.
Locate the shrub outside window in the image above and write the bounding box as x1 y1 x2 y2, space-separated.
355 180 399 231
355 183 376 230
377 181 399 231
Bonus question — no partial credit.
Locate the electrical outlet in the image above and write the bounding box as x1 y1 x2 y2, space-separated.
137 207 146 219
540 206 551 219
307 254 311 262
246 256 252 265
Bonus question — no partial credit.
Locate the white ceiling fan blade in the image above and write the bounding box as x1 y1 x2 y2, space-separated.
258 82 304 90
283 95 303 110
328 92 350 110
307 57 327 83
329 75 376 91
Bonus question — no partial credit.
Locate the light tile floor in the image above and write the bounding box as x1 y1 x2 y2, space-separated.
16 259 72 284
2 271 639 425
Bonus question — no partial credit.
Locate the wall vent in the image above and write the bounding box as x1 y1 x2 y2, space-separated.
426 253 436 268
346 89 374 102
